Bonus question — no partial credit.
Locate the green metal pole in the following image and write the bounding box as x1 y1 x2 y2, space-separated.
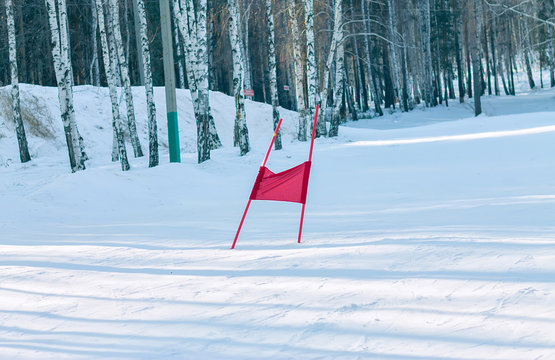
160 0 180 163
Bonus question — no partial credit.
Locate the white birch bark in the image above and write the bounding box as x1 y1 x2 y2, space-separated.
386 0 403 111
107 22 120 160
58 0 75 87
228 0 250 155
305 0 323 136
90 0 100 86
361 0 383 116
95 0 130 170
419 0 434 107
351 24 366 111
45 0 85 172
469 0 482 116
6 0 31 163
171 1 185 89
329 18 345 137
197 0 222 148
320 0 342 126
241 1 252 92
135 0 158 167
192 0 210 161
287 0 307 141
173 0 198 93
174 0 221 156
109 0 144 158
265 0 281 150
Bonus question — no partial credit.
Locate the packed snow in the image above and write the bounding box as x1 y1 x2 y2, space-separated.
1 74 555 359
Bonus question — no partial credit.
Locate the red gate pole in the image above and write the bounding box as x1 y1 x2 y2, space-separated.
261 118 283 167
231 119 284 249
298 105 319 243
231 199 252 249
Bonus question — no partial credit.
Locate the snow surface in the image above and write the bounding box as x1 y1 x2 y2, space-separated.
1 74 555 359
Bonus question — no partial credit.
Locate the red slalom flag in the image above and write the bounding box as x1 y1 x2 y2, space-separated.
231 105 319 249
249 161 311 204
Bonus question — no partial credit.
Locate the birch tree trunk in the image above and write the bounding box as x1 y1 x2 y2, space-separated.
265 0 281 150
174 0 221 158
107 21 121 161
135 0 158 167
490 14 500 96
362 0 383 116
386 0 404 111
6 0 31 163
305 0 324 136
90 0 100 86
45 0 86 172
329 29 345 137
193 0 215 161
192 0 221 151
170 1 185 89
241 1 252 92
320 0 342 133
109 0 143 158
419 0 435 107
287 0 307 141
468 0 482 116
95 0 130 170
228 0 250 155
522 20 536 89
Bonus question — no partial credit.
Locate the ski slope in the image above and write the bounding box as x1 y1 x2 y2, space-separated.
1 77 555 359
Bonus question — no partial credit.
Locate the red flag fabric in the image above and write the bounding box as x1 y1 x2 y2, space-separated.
249 161 312 204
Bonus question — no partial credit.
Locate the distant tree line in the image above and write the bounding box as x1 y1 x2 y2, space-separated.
1 0 554 171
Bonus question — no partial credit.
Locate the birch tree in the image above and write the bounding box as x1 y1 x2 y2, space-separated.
287 0 307 141
468 0 482 116
320 0 342 125
109 0 143 158
240 0 253 92
265 0 281 150
419 0 435 107
6 0 31 163
45 0 86 172
170 1 185 89
95 0 130 170
228 0 250 155
90 0 100 86
305 0 324 136
362 0 383 116
135 0 158 167
193 0 221 160
386 0 404 111
329 0 345 137
173 0 222 162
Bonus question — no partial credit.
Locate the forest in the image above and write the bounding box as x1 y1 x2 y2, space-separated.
1 0 554 171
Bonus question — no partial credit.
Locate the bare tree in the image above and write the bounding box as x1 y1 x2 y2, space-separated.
329 0 345 137
45 0 86 172
287 0 308 141
305 0 323 136
109 0 143 158
95 0 130 170
265 0 281 150
468 0 482 115
135 0 159 167
6 0 31 163
228 0 250 155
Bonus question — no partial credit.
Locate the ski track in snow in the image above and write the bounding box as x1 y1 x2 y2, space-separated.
1 75 555 359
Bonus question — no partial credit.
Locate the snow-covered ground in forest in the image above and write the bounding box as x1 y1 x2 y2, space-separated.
1 73 555 359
